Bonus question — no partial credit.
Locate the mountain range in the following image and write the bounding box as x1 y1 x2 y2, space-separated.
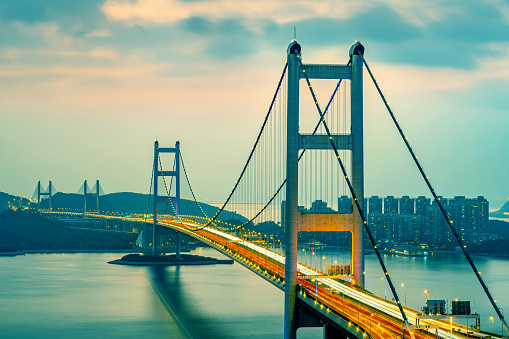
0 191 246 223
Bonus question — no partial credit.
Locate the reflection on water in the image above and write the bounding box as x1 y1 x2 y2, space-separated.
0 250 320 339
145 250 320 339
0 248 507 337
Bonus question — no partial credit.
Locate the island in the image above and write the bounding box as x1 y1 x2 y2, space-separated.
108 253 234 266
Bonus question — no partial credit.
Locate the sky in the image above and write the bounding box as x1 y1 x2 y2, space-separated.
1 0 509 209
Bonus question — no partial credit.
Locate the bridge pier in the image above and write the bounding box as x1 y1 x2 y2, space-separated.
294 289 364 339
142 223 151 251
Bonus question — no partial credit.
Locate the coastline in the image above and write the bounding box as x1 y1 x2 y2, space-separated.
108 258 234 266
0 249 137 256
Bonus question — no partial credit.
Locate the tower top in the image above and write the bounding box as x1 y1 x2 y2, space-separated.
287 40 301 55
349 41 365 57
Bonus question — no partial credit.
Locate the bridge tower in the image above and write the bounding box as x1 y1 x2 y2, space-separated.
284 40 365 339
36 180 53 212
82 179 100 217
152 140 181 257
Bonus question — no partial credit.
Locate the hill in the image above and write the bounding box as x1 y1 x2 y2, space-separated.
0 192 13 211
0 192 30 211
0 209 137 252
35 191 246 222
488 219 509 237
470 239 509 256
489 201 509 218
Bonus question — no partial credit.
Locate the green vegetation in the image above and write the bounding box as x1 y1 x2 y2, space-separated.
0 209 136 252
488 219 509 237
0 192 31 212
470 239 509 256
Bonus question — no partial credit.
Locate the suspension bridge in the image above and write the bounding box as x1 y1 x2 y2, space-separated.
38 40 508 339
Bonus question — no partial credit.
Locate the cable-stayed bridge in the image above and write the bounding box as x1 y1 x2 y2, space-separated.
41 40 507 339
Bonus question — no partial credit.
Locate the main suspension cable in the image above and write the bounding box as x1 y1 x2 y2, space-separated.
180 151 216 226
363 57 509 336
145 165 154 218
157 148 198 232
191 63 288 232
163 156 176 216
298 58 415 339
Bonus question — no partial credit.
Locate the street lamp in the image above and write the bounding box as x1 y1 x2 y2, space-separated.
382 277 387 299
363 271 368 290
490 316 494 334
401 283 407 306
302 248 306 266
323 256 328 274
313 252 317 271
424 290 430 300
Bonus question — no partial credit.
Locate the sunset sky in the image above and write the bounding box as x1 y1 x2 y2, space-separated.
1 0 509 208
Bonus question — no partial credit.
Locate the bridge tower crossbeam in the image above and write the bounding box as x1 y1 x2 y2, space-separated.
284 40 365 339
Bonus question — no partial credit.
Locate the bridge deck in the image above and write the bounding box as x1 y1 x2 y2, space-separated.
47 212 503 339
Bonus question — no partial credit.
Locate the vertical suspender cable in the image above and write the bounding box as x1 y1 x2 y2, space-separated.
191 64 288 231
226 64 351 232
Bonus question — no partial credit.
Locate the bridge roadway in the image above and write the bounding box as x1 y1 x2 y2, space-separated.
48 212 501 339
158 217 501 339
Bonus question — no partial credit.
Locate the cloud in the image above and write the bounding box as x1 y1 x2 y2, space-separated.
364 46 509 96
85 29 111 38
0 48 22 61
42 47 118 60
101 0 368 25
12 22 75 47
377 0 445 27
0 62 169 80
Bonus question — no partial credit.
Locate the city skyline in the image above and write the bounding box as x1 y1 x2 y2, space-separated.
1 1 509 209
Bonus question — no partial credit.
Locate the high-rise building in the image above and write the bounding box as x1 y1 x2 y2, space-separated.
470 196 489 237
366 195 488 247
450 196 471 242
369 196 382 214
338 195 352 213
309 200 334 213
415 196 430 217
400 196 415 215
384 196 399 214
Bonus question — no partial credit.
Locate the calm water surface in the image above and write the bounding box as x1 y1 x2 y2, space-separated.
1 248 508 338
